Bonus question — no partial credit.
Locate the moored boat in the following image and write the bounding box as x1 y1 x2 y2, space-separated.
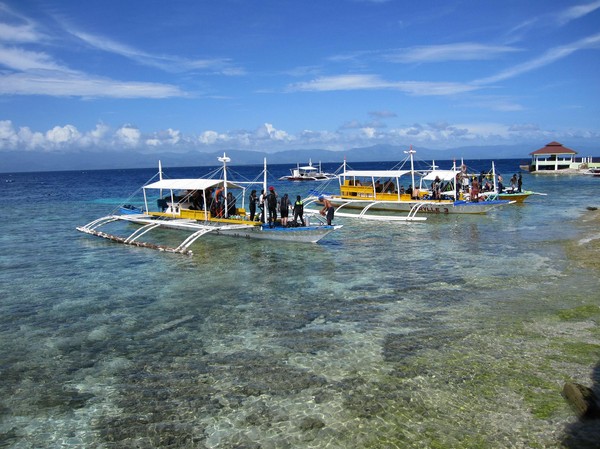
583 168 600 177
480 168 546 203
279 160 337 181
309 148 511 220
77 154 341 254
494 188 538 203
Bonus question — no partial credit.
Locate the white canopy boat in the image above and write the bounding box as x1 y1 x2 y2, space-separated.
279 160 337 181
77 154 341 254
308 148 512 220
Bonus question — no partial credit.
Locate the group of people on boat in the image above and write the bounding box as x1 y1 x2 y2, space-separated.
454 169 523 200
185 188 238 218
248 186 307 227
497 173 522 193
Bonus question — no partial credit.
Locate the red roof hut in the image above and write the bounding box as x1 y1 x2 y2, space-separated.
527 141 577 172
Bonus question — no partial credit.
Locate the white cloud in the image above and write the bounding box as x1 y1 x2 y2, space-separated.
0 45 67 71
115 125 141 147
385 43 520 63
69 29 242 75
146 128 182 146
0 3 44 43
556 0 600 25
46 124 81 145
0 72 186 98
0 7 191 98
256 123 292 141
289 74 478 96
0 119 598 155
0 119 18 148
475 32 600 85
17 126 45 149
0 22 43 43
362 127 376 138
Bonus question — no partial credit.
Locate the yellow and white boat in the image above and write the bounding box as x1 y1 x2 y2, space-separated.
309 149 512 221
77 154 341 254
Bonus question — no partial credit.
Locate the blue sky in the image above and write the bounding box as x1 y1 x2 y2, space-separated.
1 0 599 160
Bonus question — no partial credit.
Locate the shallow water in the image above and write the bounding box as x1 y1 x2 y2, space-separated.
1 160 599 448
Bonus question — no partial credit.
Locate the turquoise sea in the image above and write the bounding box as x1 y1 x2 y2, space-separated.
1 159 599 449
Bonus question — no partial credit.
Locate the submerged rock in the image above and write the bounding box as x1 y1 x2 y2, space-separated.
562 382 600 419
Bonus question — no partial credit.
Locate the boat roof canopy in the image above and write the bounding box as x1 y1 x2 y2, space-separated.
422 170 459 182
144 178 243 191
343 170 411 178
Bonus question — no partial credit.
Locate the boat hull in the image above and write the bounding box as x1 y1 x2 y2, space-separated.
217 224 340 243
497 191 534 203
120 214 339 243
328 198 508 215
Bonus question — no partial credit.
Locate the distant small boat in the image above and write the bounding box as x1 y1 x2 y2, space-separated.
119 204 144 214
583 168 600 177
279 160 337 181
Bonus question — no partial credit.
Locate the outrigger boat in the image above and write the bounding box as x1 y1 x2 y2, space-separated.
583 168 600 177
478 164 546 203
279 160 337 181
307 148 512 221
77 154 341 254
491 188 541 203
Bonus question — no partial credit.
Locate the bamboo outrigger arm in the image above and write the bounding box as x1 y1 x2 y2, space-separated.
76 223 195 255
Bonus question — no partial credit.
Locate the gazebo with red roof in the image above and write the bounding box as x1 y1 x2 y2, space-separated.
527 141 577 172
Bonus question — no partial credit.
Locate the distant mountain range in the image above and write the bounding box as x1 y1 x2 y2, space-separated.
2 143 599 173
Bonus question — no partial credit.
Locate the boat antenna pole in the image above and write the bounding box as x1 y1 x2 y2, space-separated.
158 160 163 204
263 157 267 196
218 153 231 217
404 145 416 196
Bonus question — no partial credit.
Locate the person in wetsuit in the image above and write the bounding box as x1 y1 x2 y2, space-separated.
249 190 258 221
293 195 305 226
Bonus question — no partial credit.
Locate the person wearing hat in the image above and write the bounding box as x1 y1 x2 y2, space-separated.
319 196 334 226
267 186 278 227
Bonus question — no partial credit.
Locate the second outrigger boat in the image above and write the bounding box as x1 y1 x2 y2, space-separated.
279 160 337 181
77 154 341 254
309 148 512 220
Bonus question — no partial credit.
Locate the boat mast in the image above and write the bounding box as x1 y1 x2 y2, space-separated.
218 153 230 217
153 160 164 213
492 161 498 193
404 146 416 196
263 157 267 196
